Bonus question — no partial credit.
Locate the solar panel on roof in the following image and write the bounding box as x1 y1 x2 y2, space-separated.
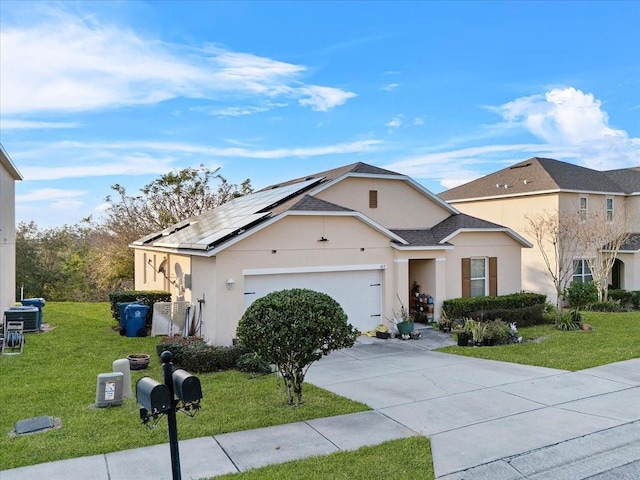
142 176 323 250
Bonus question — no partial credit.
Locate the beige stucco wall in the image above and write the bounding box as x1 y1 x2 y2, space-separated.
452 190 640 302
450 194 558 301
134 250 192 302
205 214 397 343
443 231 524 300
315 177 452 229
0 163 17 311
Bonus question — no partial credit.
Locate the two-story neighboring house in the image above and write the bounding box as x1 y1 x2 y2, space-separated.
439 157 640 305
133 162 531 345
0 144 23 313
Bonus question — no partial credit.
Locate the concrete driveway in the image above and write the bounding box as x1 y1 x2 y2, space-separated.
305 328 640 479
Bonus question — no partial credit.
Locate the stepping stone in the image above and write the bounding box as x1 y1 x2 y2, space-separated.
14 416 54 435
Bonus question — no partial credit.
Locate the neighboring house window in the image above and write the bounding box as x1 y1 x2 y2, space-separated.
606 197 614 222
369 190 378 208
462 257 497 298
579 196 588 221
572 259 593 283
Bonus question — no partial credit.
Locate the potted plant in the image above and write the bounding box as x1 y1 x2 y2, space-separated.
469 320 486 346
394 298 414 337
456 318 474 346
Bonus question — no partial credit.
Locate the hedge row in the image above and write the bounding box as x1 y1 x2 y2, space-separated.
442 293 548 327
156 336 271 374
608 289 640 309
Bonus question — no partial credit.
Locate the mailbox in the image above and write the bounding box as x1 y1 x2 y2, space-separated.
172 369 203 404
136 377 172 414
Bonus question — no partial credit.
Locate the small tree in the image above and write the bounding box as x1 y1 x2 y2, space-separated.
524 210 585 309
575 200 631 302
236 289 357 406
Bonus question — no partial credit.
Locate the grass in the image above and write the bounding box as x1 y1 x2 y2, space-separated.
210 436 434 480
0 302 369 470
438 311 640 371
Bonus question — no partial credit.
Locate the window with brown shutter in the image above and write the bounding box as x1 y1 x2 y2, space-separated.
369 190 378 208
462 258 471 297
462 257 498 298
489 257 497 296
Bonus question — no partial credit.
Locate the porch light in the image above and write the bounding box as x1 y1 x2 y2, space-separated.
226 278 235 290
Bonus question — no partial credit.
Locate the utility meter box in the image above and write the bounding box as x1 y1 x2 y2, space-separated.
96 372 124 407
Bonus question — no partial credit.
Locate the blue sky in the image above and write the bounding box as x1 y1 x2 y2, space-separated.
1 1 639 228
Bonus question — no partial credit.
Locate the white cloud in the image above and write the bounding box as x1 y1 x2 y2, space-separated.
16 188 86 202
297 85 357 112
413 117 424 126
381 83 400 91
388 87 639 190
496 87 639 169
193 102 288 117
386 115 403 129
1 119 81 129
50 198 84 211
384 143 575 190
12 138 383 181
0 5 355 117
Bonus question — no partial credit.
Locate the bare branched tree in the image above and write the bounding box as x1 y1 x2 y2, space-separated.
575 200 631 302
89 165 252 290
525 210 585 309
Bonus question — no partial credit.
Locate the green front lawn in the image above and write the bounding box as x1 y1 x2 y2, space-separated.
438 311 640 371
211 437 434 480
0 302 369 470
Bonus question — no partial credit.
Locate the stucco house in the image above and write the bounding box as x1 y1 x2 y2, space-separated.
0 144 23 313
133 162 531 345
439 157 640 305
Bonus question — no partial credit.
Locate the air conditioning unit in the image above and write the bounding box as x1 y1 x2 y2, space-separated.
4 306 40 332
95 372 124 408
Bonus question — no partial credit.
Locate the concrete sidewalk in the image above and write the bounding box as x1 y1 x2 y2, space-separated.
2 327 639 479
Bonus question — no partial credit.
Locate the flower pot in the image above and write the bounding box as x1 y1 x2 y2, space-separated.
127 353 150 370
397 322 414 336
457 332 471 347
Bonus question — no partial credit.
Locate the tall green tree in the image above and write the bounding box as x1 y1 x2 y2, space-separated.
15 222 101 301
93 165 252 289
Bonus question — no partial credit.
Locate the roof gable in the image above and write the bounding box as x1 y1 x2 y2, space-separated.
439 157 638 201
390 213 532 248
0 144 23 181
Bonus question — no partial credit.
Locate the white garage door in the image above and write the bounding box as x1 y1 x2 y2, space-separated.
244 269 383 333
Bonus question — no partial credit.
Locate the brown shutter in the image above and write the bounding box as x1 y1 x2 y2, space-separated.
369 190 378 208
489 257 498 296
462 258 471 298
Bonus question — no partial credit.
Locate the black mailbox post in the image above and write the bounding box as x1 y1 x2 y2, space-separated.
135 351 202 480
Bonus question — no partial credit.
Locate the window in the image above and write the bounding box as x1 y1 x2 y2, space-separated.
470 258 487 297
369 190 378 208
572 259 593 283
462 257 497 298
606 197 614 222
579 196 588 221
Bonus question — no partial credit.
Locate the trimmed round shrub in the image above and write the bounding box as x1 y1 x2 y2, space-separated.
237 288 357 406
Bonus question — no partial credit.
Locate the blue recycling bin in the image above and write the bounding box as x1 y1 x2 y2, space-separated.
117 302 139 329
20 297 46 327
124 304 150 337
